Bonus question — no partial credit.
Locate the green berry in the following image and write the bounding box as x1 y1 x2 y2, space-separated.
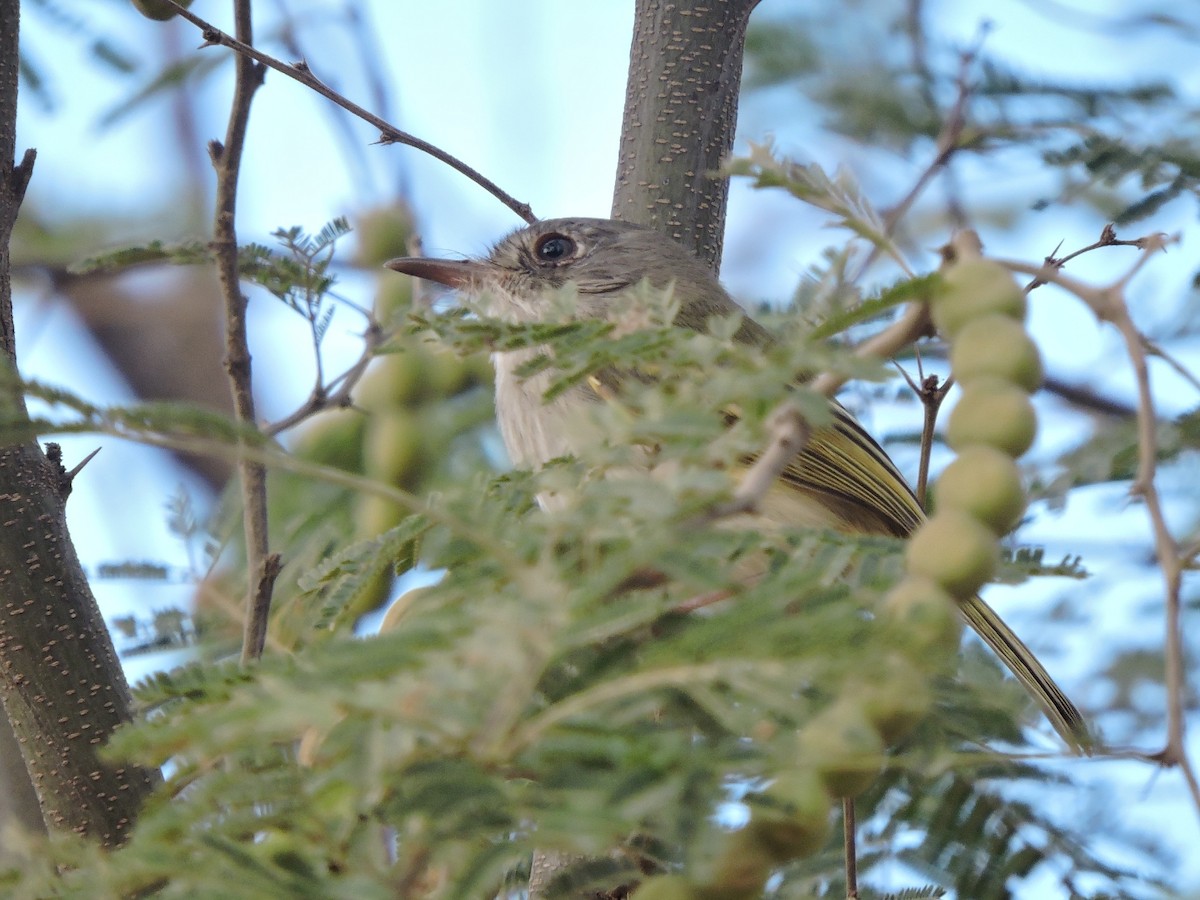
881 574 963 665
935 446 1027 535
798 700 886 798
744 769 832 861
131 0 193 21
951 315 1043 392
933 259 1026 339
905 512 999 599
946 377 1037 457
855 656 933 744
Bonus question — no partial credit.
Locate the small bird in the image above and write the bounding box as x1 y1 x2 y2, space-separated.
385 216 1088 751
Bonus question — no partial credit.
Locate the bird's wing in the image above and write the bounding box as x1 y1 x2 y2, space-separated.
780 402 924 538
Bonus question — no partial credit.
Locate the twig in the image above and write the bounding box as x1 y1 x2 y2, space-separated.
1024 223 1148 292
1142 335 1200 394
1041 376 1136 418
810 301 934 398
843 798 859 899
1000 233 1200 819
158 0 535 224
1108 300 1199 813
813 46 980 400
264 319 383 437
68 425 522 575
205 0 274 666
695 401 812 522
672 586 737 615
849 44 979 284
895 361 951 509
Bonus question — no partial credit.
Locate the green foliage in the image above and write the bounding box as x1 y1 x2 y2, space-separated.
728 144 909 273
101 54 228 129
246 220 352 343
806 273 941 342
71 239 213 274
0 285 1163 898
1043 135 1200 225
12 2 1200 896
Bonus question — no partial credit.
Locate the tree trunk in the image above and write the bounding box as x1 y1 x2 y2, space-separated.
530 3 762 895
0 0 158 847
611 0 762 271
0 705 44 844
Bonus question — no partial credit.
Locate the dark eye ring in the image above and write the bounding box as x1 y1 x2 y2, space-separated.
534 233 576 263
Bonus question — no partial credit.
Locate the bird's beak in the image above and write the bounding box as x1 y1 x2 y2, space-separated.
383 257 490 289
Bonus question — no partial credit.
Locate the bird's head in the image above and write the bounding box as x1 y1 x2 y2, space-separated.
385 217 759 338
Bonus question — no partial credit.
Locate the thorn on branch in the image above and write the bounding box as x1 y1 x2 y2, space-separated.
6 148 36 206
45 444 102 499
1027 223 1155 292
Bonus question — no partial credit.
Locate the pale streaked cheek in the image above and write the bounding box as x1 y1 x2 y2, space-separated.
468 278 545 324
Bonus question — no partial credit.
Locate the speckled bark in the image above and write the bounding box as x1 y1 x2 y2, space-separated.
532 5 762 892
0 447 157 845
611 0 762 271
0 0 157 846
0 703 44 843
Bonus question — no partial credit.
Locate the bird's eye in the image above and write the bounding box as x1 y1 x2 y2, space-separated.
534 233 576 262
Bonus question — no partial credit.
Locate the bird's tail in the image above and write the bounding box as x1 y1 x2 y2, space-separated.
955 594 1092 753
798 406 1093 753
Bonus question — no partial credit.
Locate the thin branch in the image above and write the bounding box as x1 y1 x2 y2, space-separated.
849 44 979 284
810 301 934 398
1141 335 1200 394
693 401 812 522
895 361 951 509
843 798 859 900
1024 223 1147 292
810 44 979 401
158 0 535 224
994 231 1174 321
1108 300 1199 815
1041 376 1136 418
204 0 273 665
1002 232 1200 820
50 424 523 574
264 318 383 437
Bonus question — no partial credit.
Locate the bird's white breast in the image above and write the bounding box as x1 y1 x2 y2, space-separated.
492 347 585 469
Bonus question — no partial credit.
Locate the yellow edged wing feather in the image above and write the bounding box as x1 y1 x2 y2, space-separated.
754 399 1091 752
